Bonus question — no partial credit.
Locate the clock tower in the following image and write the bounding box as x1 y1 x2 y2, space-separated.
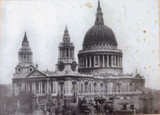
56 26 77 74
14 32 35 77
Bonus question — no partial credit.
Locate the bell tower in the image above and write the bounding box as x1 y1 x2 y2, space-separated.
18 32 33 66
14 32 35 77
56 26 77 74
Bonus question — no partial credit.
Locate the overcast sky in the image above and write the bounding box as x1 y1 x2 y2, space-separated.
1 0 159 89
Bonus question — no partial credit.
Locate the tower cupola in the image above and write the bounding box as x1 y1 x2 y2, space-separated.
56 26 77 74
14 32 35 77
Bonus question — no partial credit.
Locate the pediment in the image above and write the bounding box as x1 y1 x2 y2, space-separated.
26 69 46 78
134 74 142 79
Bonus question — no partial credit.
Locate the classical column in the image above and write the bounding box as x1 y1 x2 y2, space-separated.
119 56 121 67
83 58 85 67
42 81 44 94
78 59 80 68
120 56 122 67
114 56 116 67
89 56 92 67
68 49 70 57
111 83 113 94
107 55 109 67
102 55 105 67
86 56 88 68
121 56 122 67
41 81 42 94
14 83 16 95
81 58 83 67
65 49 67 57
39 82 41 94
117 56 119 67
111 55 113 67
45 81 47 94
115 56 117 67
26 83 27 92
38 82 39 94
34 82 36 94
38 82 40 94
32 82 34 93
71 49 72 57
31 82 33 93
27 83 30 92
83 83 85 94
98 56 100 67
33 82 35 94
72 50 74 57
94 56 96 67
24 82 26 93
48 80 50 93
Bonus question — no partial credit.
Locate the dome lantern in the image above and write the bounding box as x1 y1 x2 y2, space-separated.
95 0 104 25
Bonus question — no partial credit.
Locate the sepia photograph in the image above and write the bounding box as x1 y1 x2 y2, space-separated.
0 0 160 114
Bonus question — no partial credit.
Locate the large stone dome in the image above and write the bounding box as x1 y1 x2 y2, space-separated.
83 25 117 47
82 1 118 50
78 1 123 75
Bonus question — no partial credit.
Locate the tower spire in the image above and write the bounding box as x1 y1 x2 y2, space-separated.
18 32 33 68
65 25 68 32
95 0 104 25
23 32 28 42
22 32 29 47
63 25 70 43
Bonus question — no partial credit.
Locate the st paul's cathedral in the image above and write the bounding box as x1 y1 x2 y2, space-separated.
12 1 151 114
